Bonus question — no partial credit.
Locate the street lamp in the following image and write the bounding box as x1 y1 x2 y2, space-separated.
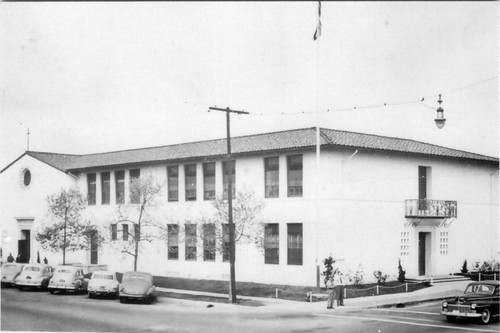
435 94 446 129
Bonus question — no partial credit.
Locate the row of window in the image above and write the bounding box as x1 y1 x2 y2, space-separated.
109 222 303 265
87 155 303 205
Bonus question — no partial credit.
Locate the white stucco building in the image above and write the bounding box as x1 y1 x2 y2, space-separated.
1 127 498 286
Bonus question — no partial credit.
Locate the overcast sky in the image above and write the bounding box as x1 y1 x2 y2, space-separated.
1 2 498 169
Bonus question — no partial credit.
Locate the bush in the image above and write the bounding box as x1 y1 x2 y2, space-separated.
460 259 468 274
345 264 364 286
322 256 339 286
373 270 388 285
397 258 406 282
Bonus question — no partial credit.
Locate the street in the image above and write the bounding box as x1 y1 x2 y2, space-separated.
2 288 499 332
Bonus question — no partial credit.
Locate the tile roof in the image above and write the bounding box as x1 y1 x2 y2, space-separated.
5 127 497 173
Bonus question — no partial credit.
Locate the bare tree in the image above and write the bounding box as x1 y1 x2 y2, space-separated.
36 188 103 265
110 174 162 271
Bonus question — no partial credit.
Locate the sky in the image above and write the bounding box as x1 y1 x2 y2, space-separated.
1 2 498 169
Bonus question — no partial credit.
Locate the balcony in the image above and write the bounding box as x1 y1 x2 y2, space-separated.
405 199 457 218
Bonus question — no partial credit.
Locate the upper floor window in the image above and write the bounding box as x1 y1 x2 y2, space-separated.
101 172 110 205
287 155 303 197
203 162 216 200
87 173 96 205
167 166 179 202
168 224 179 260
223 160 235 200
264 157 279 198
185 224 197 261
129 169 141 204
264 223 279 264
185 164 197 201
287 223 303 265
418 166 431 210
115 171 125 204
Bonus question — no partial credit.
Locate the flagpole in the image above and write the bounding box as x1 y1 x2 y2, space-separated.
314 0 321 288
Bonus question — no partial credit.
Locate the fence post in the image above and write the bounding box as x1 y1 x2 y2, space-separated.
310 292 313 303
276 288 278 299
479 272 481 281
376 285 379 295
344 287 347 299
406 283 408 292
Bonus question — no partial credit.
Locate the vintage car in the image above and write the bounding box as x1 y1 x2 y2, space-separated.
14 264 53 290
441 281 499 324
48 266 89 294
1 263 25 287
119 271 157 304
88 271 120 299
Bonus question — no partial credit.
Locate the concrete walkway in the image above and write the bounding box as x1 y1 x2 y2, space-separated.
157 279 472 311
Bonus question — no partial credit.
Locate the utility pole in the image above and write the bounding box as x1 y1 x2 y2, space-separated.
208 106 249 303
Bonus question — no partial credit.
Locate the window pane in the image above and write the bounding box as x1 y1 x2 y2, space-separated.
222 224 230 262
222 160 235 200
265 157 279 198
87 173 96 205
129 169 140 204
184 164 197 201
168 224 179 260
111 224 117 241
203 224 216 261
122 224 129 241
115 171 125 204
185 224 197 261
167 166 179 202
203 162 216 200
101 172 110 205
287 223 302 265
264 224 279 264
287 155 302 197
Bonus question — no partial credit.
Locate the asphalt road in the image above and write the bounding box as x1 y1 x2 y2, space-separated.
2 287 499 332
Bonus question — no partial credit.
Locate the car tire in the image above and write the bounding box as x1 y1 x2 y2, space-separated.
17 286 24 291
49 290 55 295
480 308 491 325
446 316 457 322
88 293 93 299
120 297 126 304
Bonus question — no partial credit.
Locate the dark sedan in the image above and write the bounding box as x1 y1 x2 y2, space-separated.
441 281 499 324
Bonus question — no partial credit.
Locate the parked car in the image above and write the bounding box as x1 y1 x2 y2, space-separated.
48 266 89 294
14 264 53 291
441 281 500 324
1 263 25 287
119 271 157 304
88 271 119 299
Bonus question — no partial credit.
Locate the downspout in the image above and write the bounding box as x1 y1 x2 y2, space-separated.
341 150 359 199
490 169 499 259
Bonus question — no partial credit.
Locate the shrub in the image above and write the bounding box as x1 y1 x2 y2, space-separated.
460 259 468 274
373 270 388 285
322 256 339 286
397 258 406 282
346 264 364 286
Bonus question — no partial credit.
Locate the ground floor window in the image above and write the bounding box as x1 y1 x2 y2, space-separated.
203 224 216 261
168 224 179 260
287 223 302 265
264 223 279 264
400 231 410 256
439 231 449 255
185 224 197 260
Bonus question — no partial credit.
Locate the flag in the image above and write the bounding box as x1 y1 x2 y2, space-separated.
313 1 322 41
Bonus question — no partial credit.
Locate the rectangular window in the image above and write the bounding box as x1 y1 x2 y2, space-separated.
203 162 216 200
203 224 216 261
264 224 279 264
287 223 303 265
129 169 141 204
87 173 96 205
287 155 303 197
168 224 179 260
222 160 235 200
264 157 279 198
184 164 197 201
101 172 110 205
418 166 430 210
115 171 125 204
167 166 179 202
185 224 197 261
111 224 117 241
122 224 129 241
222 224 230 262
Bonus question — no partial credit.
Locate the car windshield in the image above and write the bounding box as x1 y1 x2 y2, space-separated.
465 284 495 295
25 267 40 272
2 264 18 271
56 269 74 274
124 273 152 283
94 274 113 280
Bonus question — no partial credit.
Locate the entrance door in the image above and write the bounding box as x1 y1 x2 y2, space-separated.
90 230 98 264
418 232 431 276
17 230 31 263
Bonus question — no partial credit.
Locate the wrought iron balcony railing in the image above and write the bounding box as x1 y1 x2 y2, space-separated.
405 199 457 218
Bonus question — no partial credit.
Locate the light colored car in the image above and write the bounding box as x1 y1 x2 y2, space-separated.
88 271 119 299
48 266 89 294
1 263 25 287
119 271 157 304
14 264 53 291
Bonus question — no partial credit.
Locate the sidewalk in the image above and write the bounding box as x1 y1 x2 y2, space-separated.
156 279 471 311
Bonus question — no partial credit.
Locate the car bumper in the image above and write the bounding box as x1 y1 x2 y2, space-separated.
441 310 482 318
15 281 43 287
48 285 77 290
89 289 117 295
120 293 152 300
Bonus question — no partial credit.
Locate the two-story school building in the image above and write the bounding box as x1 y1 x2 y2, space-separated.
1 127 498 286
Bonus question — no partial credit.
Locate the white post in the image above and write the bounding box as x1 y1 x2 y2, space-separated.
376 285 379 295
275 288 278 299
310 292 313 303
406 283 408 292
479 272 481 281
